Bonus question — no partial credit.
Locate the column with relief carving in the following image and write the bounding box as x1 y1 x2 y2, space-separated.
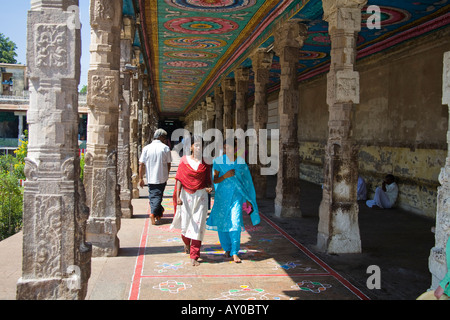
206 96 215 130
84 0 123 257
141 76 150 146
251 48 273 199
17 0 91 299
429 51 450 290
273 20 308 218
130 62 140 199
317 0 366 254
235 67 249 131
222 78 235 133
118 16 134 219
214 86 224 133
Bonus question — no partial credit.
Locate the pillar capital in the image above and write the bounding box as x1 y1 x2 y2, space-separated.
235 67 250 83
122 16 136 41
30 0 77 10
222 77 235 91
322 0 367 32
214 86 223 98
273 20 308 56
251 48 273 70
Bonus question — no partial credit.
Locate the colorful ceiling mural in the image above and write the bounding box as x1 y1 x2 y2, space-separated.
138 0 450 116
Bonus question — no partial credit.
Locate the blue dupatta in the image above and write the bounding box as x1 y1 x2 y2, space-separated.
206 155 260 232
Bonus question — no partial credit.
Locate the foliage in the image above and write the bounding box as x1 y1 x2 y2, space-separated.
79 85 87 94
0 131 27 241
80 152 85 181
13 130 28 180
0 33 18 64
0 171 23 240
0 131 87 241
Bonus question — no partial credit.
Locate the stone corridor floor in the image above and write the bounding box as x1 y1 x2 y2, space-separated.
126 175 367 301
0 151 437 303
89 153 369 301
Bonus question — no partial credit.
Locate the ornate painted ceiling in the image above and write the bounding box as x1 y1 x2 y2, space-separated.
131 0 450 116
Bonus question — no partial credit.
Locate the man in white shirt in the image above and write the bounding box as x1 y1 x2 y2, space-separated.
139 129 172 225
366 174 398 209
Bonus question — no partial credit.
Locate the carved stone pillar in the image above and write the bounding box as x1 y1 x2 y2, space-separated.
130 71 140 199
150 98 159 138
137 69 144 155
222 78 235 132
17 0 91 299
141 75 150 146
251 48 273 199
118 16 134 219
214 86 224 133
201 101 207 132
273 21 308 218
84 0 123 257
429 51 450 289
235 68 250 130
317 0 366 254
206 96 215 130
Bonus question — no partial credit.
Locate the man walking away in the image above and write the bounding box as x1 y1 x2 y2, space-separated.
139 129 172 225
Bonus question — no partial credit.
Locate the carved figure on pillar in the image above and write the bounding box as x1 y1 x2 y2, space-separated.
317 0 366 254
273 20 308 218
17 0 91 300
84 0 123 257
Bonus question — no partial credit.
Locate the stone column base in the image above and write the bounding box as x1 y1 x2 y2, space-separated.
429 247 447 290
86 217 120 257
274 200 301 218
17 275 88 300
317 200 361 254
120 191 133 218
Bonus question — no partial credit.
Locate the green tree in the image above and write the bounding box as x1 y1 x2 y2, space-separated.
79 85 87 94
0 33 18 64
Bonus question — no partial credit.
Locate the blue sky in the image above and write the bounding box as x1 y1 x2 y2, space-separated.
0 1 91 89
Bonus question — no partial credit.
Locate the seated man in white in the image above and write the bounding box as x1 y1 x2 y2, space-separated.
366 174 398 209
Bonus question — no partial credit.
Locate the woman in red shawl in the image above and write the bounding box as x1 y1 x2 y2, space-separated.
170 135 212 266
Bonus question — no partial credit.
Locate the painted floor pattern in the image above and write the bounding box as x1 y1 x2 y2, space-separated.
129 160 369 301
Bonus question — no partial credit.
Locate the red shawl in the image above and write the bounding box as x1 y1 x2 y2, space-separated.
172 156 211 213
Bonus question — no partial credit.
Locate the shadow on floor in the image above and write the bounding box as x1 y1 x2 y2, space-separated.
260 176 435 300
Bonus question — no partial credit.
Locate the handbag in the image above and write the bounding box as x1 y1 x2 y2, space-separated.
242 201 253 215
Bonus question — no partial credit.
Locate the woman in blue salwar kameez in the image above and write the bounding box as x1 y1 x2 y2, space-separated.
206 139 260 263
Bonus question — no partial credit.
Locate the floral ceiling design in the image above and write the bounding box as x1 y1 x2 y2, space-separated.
134 0 449 116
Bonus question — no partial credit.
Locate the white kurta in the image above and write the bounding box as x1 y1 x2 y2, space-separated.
171 188 209 241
